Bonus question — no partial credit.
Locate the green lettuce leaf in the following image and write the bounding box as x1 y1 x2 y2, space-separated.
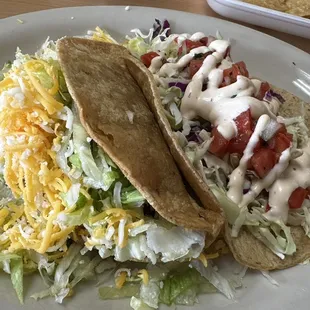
10 258 24 304
99 284 140 300
159 268 200 306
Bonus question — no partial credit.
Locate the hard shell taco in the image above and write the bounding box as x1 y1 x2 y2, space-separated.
122 20 310 270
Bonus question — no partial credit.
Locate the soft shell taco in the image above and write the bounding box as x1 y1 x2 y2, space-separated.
122 20 310 270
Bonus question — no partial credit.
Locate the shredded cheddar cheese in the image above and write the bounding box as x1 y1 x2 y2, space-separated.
0 59 76 254
115 271 127 289
138 269 149 285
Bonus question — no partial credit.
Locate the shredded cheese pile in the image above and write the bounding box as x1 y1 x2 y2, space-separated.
0 59 74 253
86 208 144 249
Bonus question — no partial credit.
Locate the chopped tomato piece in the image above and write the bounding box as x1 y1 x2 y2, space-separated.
276 123 288 135
199 37 209 46
140 52 159 68
268 132 292 153
227 110 255 154
234 109 253 133
266 204 271 212
220 61 249 87
209 127 229 158
289 187 309 209
250 148 278 178
189 59 204 78
256 82 271 100
178 39 203 56
228 131 252 154
232 61 249 78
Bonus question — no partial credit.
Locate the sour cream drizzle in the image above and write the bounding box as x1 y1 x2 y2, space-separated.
159 46 211 77
264 143 310 223
149 33 296 222
241 148 291 209
179 40 276 140
149 56 164 74
227 115 270 204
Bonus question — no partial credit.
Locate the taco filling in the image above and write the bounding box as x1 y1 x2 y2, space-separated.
124 19 310 266
0 29 226 307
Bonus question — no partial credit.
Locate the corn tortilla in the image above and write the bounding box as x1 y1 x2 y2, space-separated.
125 46 310 270
56 38 225 240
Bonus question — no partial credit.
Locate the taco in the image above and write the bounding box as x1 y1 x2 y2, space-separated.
0 34 227 305
122 21 310 270
56 37 224 239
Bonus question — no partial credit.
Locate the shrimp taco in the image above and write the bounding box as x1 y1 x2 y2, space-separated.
122 20 310 270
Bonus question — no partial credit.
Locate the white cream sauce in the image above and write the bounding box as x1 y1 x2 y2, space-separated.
176 32 206 45
264 143 310 223
158 46 211 77
149 34 299 223
149 56 164 74
241 147 292 208
227 115 270 204
179 40 276 140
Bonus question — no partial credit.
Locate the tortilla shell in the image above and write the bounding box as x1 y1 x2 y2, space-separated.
125 58 223 215
124 52 310 269
56 38 224 239
224 87 310 270
225 225 310 270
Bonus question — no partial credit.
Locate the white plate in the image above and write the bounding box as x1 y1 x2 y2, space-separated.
1 5 310 310
207 0 310 39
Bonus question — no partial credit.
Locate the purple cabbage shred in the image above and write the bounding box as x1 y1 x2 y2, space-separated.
168 82 188 92
186 122 212 143
152 19 171 40
264 89 285 104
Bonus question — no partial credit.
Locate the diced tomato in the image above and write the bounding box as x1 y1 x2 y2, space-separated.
256 82 271 100
233 61 249 78
250 148 278 178
220 61 249 87
226 110 255 154
288 187 309 209
234 109 253 133
228 132 252 154
209 127 229 158
276 123 288 135
140 52 159 68
266 204 271 212
178 39 203 56
268 132 292 153
189 59 204 78
199 37 209 46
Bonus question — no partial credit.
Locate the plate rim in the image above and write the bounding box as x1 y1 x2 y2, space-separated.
1 5 309 58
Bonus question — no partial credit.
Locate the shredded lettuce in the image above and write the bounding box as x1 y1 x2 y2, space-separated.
32 244 103 303
10 258 24 304
190 260 235 300
57 204 90 226
99 283 140 300
72 116 119 191
174 288 198 306
130 296 153 310
159 268 200 306
0 253 24 303
140 280 160 308
125 37 150 58
69 154 82 170
121 186 145 205
146 226 204 262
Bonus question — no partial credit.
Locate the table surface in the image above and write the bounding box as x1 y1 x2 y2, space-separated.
0 0 309 53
